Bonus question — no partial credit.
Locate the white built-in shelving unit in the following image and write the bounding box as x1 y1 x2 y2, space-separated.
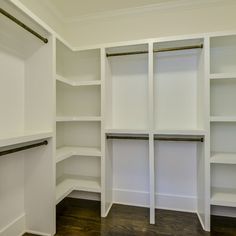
55 39 103 213
2 1 236 234
209 35 236 216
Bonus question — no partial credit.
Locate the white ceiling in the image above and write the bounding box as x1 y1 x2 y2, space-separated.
47 0 177 18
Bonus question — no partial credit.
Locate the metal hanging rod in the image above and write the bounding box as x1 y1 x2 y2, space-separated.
0 8 48 44
0 140 48 157
106 44 203 57
154 135 204 142
106 134 149 140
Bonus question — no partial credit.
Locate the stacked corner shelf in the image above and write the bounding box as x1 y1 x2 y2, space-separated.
210 35 236 209
55 39 102 205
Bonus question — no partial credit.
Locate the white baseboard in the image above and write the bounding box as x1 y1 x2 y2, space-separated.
0 214 25 236
113 188 197 212
25 230 52 236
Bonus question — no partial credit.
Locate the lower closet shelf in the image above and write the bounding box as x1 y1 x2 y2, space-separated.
56 146 101 163
56 175 101 204
210 152 236 164
211 187 236 207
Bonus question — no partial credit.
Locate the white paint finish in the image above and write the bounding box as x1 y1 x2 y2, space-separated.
210 72 236 80
210 35 236 73
49 0 174 19
56 74 101 86
63 156 101 178
56 176 101 204
0 214 25 236
56 122 101 148
210 116 236 122
65 2 236 47
0 50 24 137
154 49 200 130
210 123 236 153
0 153 24 231
56 116 101 122
211 205 236 217
108 45 148 129
112 140 149 192
24 139 54 235
113 189 197 212
154 142 197 196
211 152 236 164
56 146 101 163
211 188 236 207
56 40 100 81
211 164 236 189
0 132 52 149
56 82 101 117
210 79 236 116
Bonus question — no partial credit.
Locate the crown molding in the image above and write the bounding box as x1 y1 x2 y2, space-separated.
61 0 233 23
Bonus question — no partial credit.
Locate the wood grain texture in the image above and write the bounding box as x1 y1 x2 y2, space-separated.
24 198 236 236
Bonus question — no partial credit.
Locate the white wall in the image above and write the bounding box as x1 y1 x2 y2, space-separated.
18 0 236 48
66 1 236 47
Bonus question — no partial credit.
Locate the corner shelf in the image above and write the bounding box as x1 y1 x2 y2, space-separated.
56 146 101 163
56 175 101 204
56 74 101 86
56 116 101 122
210 73 236 80
211 187 236 207
210 116 236 122
0 131 53 148
210 152 236 164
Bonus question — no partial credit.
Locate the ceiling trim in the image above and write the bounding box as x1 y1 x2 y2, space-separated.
43 0 235 23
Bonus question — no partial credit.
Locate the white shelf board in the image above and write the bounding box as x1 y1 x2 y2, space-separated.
210 73 236 80
210 116 236 122
56 116 101 122
0 131 53 148
105 128 149 134
210 152 236 164
154 129 206 135
56 175 101 204
56 74 101 86
211 187 236 207
56 146 101 163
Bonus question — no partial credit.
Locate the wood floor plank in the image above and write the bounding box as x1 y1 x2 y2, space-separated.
24 198 236 236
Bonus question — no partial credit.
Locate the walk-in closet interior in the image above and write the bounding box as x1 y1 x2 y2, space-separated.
1 0 236 235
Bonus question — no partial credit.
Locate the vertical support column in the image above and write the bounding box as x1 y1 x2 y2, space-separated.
148 42 155 224
100 47 106 217
100 47 113 218
204 37 211 231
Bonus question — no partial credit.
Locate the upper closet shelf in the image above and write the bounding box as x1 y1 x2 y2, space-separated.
56 74 101 86
105 128 149 135
211 152 236 164
154 129 206 135
56 146 101 163
210 116 236 122
56 116 101 122
210 73 236 80
0 131 52 148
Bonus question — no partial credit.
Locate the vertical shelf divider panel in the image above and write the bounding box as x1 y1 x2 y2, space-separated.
148 42 155 224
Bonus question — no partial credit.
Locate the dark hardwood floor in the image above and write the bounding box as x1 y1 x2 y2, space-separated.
24 198 236 236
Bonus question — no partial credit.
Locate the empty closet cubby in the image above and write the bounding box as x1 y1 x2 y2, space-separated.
210 35 236 75
153 39 205 131
0 0 54 235
105 44 149 130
